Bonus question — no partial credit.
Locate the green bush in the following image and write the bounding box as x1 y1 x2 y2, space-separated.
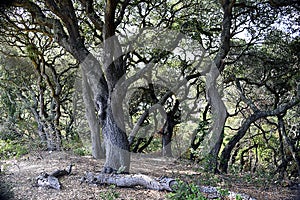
167 180 207 200
235 194 243 200
217 187 230 199
62 139 91 156
99 185 120 200
0 139 28 159
73 146 91 156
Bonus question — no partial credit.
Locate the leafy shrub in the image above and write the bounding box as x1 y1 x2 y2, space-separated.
73 147 91 156
167 180 207 200
0 139 28 159
62 139 91 156
217 187 230 199
99 185 120 200
235 194 243 200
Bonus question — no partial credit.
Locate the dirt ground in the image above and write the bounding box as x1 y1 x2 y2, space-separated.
0 151 298 200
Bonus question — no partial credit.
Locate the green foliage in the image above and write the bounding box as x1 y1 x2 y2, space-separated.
145 137 161 152
99 185 120 200
198 154 217 172
0 139 28 159
71 143 91 156
167 180 207 200
73 147 90 156
189 120 210 160
217 187 230 199
62 138 91 156
25 44 39 60
235 194 243 200
0 0 299 186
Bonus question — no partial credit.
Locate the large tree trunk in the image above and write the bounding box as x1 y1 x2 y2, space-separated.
204 64 227 172
79 46 130 172
161 99 180 157
81 172 256 199
82 70 104 159
162 126 173 157
201 0 233 172
208 129 225 173
100 0 131 173
8 0 131 172
278 115 300 179
102 106 130 173
38 84 58 151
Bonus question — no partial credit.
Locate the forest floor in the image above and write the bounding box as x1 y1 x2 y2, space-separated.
0 151 299 200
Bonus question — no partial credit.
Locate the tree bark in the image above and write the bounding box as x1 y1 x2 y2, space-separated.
204 64 227 172
202 0 234 172
162 127 173 157
161 100 180 157
82 70 104 159
44 0 131 172
82 172 256 199
77 48 130 173
102 106 130 173
82 172 176 191
278 115 300 179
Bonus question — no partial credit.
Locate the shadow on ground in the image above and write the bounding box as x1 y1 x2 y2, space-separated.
0 174 14 200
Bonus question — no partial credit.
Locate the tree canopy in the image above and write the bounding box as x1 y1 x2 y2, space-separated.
0 0 299 183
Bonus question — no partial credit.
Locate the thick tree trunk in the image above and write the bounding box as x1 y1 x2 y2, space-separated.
82 70 104 159
102 106 130 173
278 115 300 178
79 53 130 172
9 0 131 172
208 129 225 173
97 0 131 173
82 172 256 199
204 64 227 172
37 122 47 143
204 0 233 172
162 136 172 157
161 99 180 157
37 73 55 150
162 125 174 157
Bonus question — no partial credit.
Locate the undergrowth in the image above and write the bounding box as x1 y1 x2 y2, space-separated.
0 139 28 159
99 185 120 200
167 180 207 200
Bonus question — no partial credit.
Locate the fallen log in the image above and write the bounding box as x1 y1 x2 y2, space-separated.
81 172 257 199
81 172 177 191
35 164 73 190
